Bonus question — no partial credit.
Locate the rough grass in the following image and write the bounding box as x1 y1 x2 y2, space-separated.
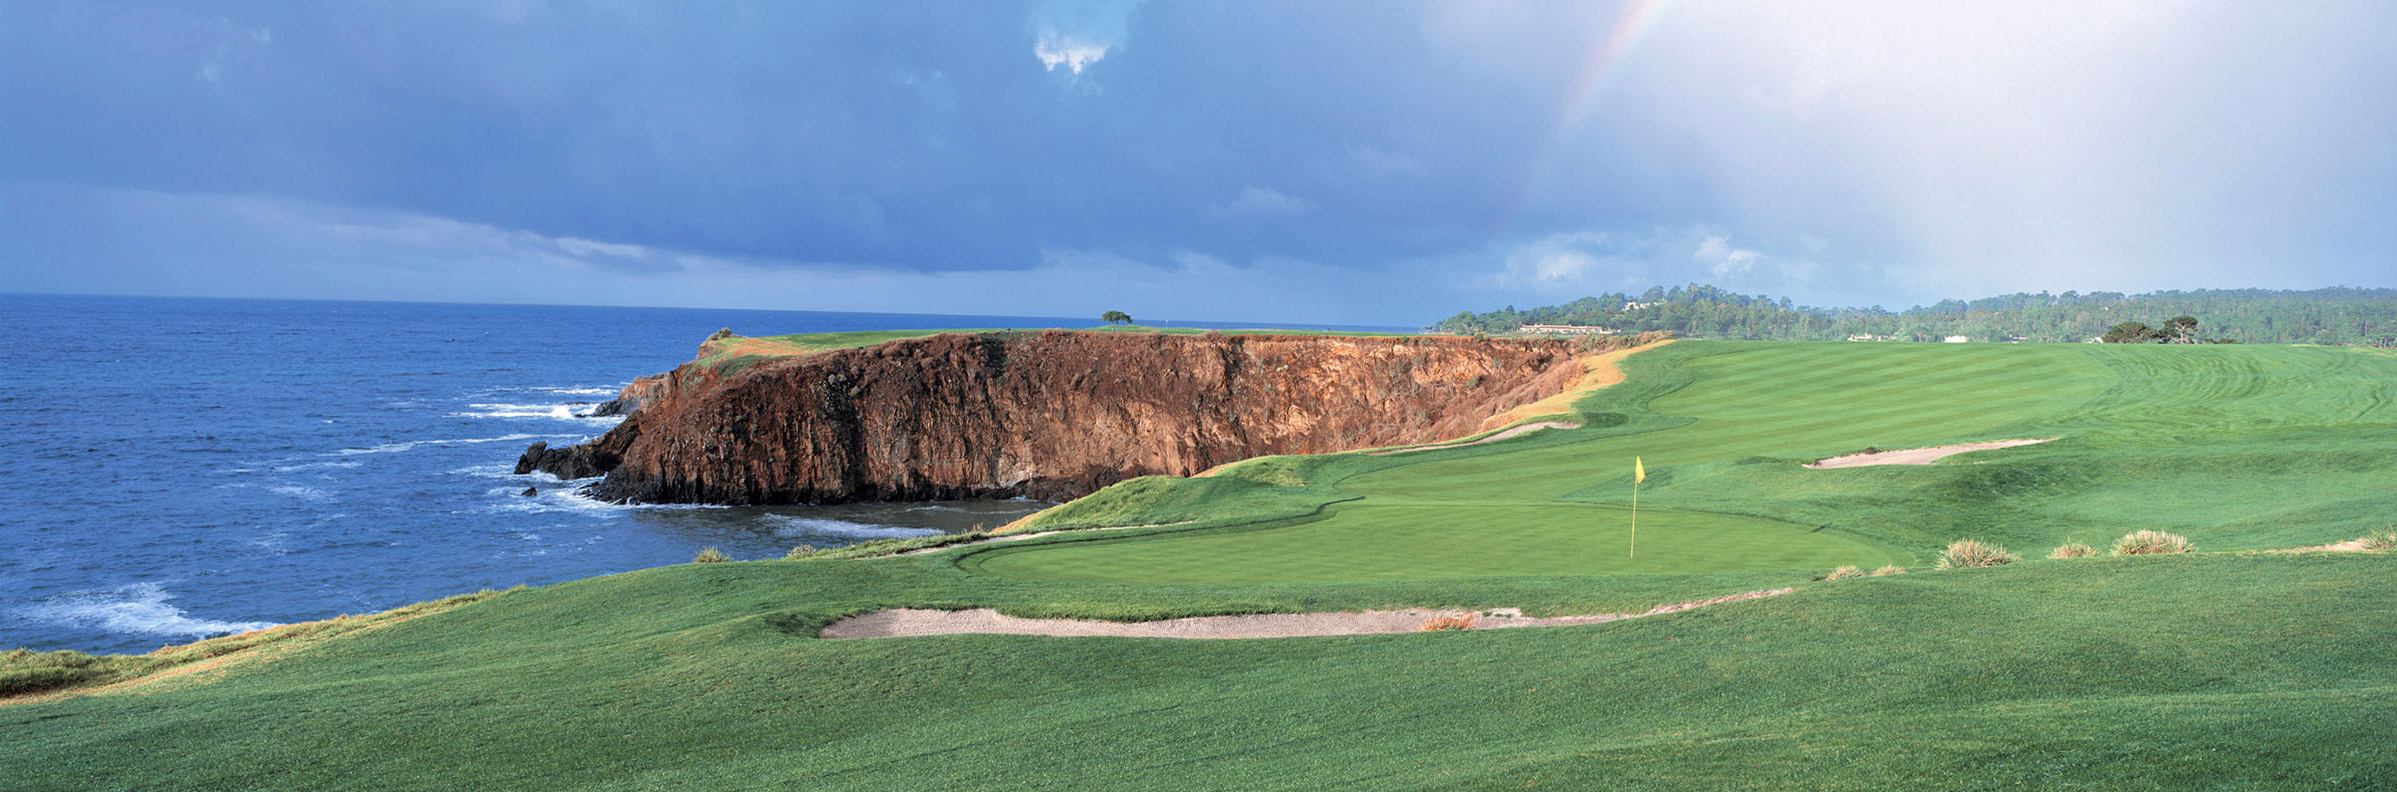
3 588 512 700
2113 530 2196 555
1818 565 1866 580
1935 539 2019 569
2050 541 2099 558
690 546 731 563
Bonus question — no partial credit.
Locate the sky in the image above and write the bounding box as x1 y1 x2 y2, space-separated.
3 1 2394 326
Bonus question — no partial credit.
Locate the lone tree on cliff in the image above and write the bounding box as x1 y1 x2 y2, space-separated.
1101 310 1133 325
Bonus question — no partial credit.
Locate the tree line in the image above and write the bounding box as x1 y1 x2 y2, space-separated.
1431 285 2397 345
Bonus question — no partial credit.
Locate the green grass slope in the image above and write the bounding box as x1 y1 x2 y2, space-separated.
985 341 2397 582
9 340 2395 790
5 554 2390 790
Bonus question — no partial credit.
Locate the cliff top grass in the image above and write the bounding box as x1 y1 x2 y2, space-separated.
691 325 1416 372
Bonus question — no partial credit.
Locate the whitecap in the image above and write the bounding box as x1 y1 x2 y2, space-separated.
23 582 280 640
767 516 941 540
481 484 728 515
269 485 333 501
274 460 363 473
449 402 620 423
334 433 575 456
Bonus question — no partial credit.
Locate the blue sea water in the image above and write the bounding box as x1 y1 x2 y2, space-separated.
1 294 1411 653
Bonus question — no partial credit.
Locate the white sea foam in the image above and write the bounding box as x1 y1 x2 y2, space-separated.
482 484 728 515
335 433 575 456
23 582 280 640
767 516 942 540
274 460 362 473
449 402 621 423
269 485 333 501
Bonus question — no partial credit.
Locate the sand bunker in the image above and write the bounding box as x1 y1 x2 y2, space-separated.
1366 420 1577 456
818 588 1793 640
1805 437 2058 469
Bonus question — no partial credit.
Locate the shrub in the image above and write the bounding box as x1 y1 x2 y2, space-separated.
1418 611 1480 632
2049 542 2098 559
2111 530 2194 555
1818 565 1866 581
1869 565 1908 576
1935 539 2018 569
692 546 732 563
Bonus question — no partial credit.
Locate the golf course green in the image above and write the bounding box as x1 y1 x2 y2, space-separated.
7 338 2394 790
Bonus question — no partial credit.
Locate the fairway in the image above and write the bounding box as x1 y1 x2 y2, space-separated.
973 340 2397 583
967 503 1902 582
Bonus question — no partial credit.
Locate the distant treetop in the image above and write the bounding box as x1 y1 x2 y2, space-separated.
1431 284 2397 345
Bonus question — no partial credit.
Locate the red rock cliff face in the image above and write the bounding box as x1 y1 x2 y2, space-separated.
537 331 1580 505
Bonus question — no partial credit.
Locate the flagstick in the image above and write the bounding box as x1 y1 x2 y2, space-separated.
1629 477 1638 560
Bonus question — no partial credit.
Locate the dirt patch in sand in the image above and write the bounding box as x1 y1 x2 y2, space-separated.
818 587 1794 640
1365 420 1578 456
1805 437 2058 469
2280 536 2391 553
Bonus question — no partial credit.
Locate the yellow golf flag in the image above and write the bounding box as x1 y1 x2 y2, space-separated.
1635 456 1646 483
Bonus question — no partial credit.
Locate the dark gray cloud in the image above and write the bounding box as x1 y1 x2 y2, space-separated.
4 1 2394 323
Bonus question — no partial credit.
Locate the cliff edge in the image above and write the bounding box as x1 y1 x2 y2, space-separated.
522 330 1588 505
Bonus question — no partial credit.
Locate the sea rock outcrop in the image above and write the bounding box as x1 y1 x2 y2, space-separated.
580 373 669 417
524 330 1584 505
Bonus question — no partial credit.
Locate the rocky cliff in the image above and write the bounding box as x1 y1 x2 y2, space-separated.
522 330 1582 505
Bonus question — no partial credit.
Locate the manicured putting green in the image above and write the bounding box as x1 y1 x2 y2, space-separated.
963 502 1903 582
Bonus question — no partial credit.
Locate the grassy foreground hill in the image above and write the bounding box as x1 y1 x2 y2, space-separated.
7 339 2395 790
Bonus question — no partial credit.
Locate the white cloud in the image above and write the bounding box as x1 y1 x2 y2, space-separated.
1029 0 1143 77
555 236 651 259
1034 35 1110 75
1214 186 1318 218
1693 235 1760 279
196 18 272 86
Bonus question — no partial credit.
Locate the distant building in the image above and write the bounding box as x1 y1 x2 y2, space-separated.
1943 335 1972 343
1621 301 1655 311
1846 334 1884 342
1518 324 1617 336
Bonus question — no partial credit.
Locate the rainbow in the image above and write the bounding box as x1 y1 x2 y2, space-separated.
1506 0 1675 231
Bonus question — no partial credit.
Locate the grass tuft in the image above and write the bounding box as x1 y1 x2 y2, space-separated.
2049 542 2098 559
2359 529 2397 551
1869 565 1908 576
692 547 732 564
2112 530 2195 555
1418 612 1480 631
1818 565 1866 581
1935 539 2018 569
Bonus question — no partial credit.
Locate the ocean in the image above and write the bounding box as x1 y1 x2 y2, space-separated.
0 294 1409 653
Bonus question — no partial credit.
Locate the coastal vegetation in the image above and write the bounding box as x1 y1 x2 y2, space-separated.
8 337 2395 789
1436 283 2397 344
